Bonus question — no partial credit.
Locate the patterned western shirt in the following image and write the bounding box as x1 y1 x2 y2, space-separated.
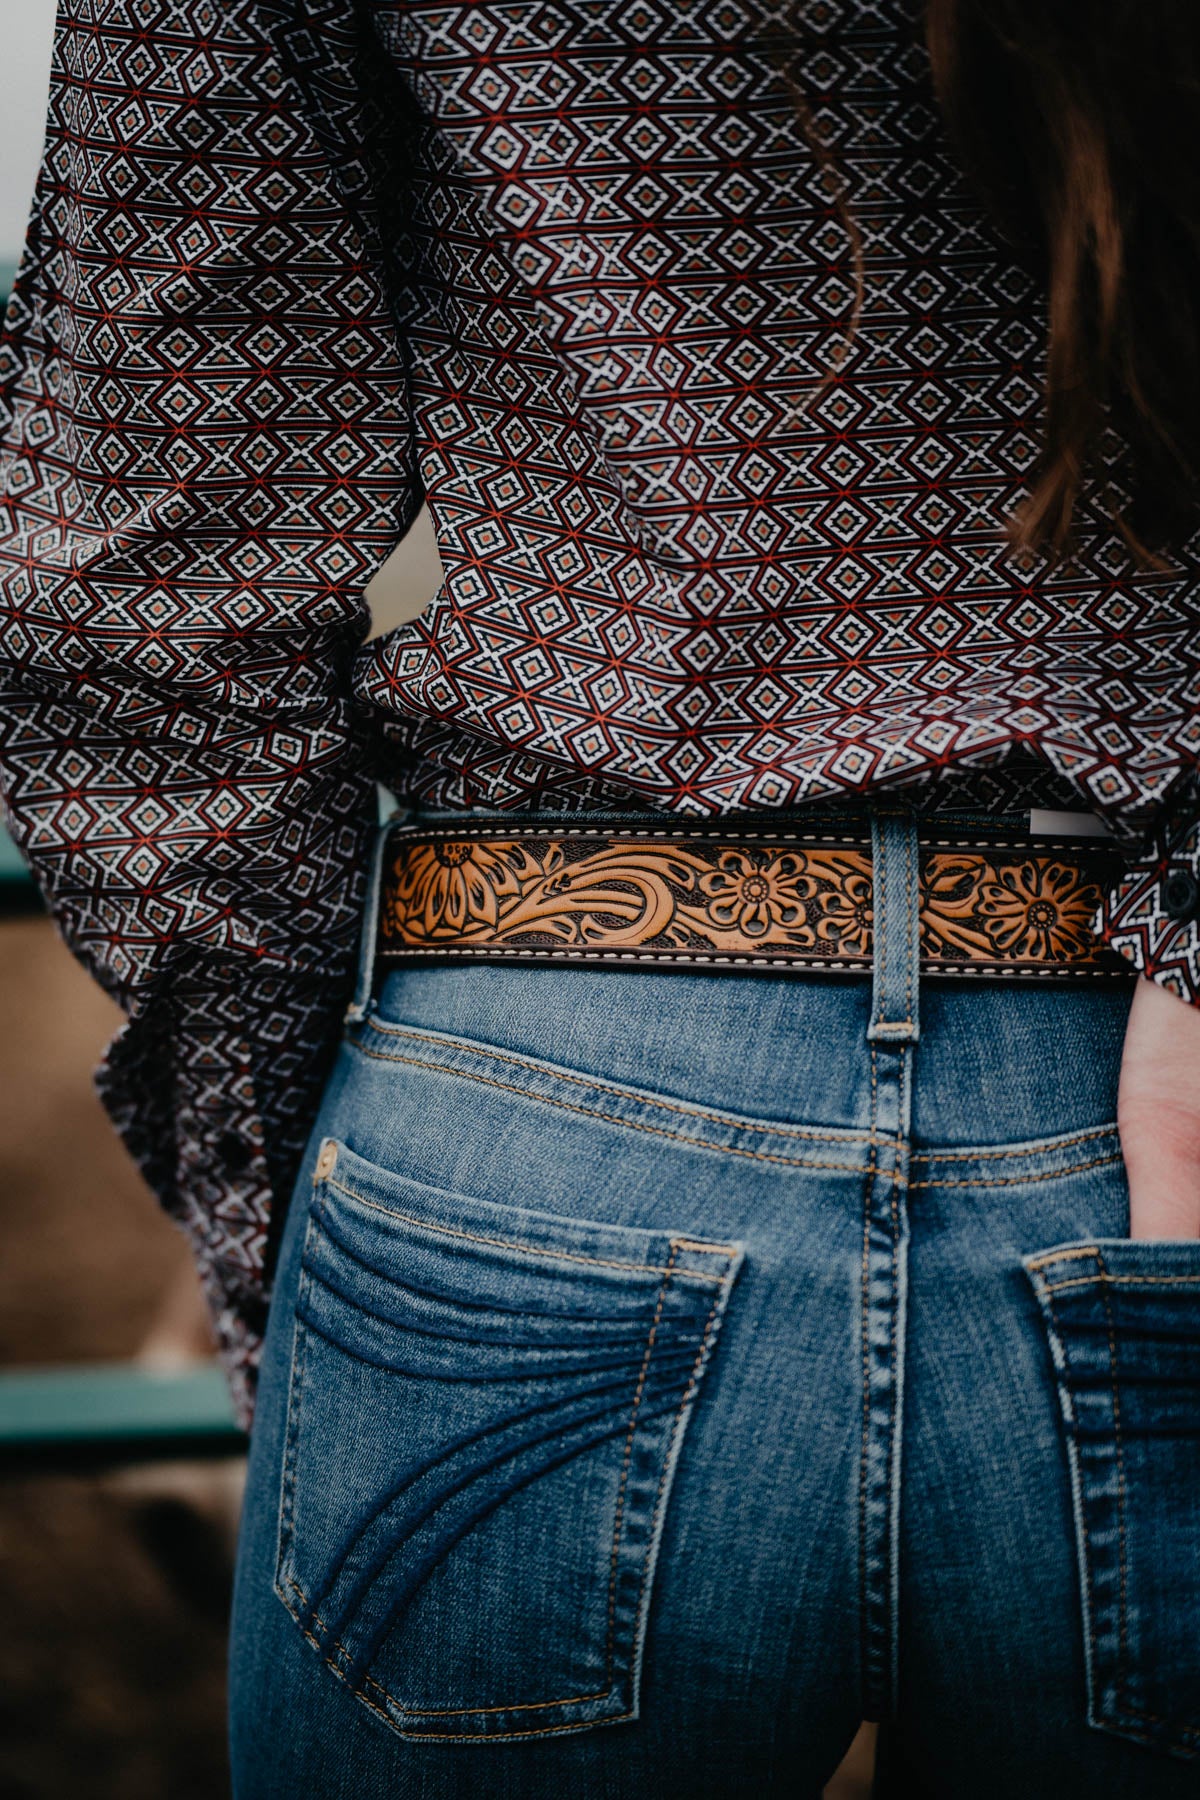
2 0 1199 1418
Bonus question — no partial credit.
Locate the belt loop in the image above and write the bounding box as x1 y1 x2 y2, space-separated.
345 811 400 1025
867 811 921 1045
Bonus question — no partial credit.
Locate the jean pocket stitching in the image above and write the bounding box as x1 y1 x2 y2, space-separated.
321 1169 737 1281
276 1278 732 1737
1026 1244 1200 1759
274 1161 743 1740
1094 1253 1135 1719
910 1123 1120 1166
1039 1273 1200 1293
302 1241 689 1717
910 1149 1125 1192
351 1033 867 1174
276 1230 320 1573
300 1244 687 1725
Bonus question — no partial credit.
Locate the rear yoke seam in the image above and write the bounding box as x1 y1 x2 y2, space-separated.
350 1037 868 1174
357 1017 875 1145
358 1022 1119 1172
354 1029 1115 1166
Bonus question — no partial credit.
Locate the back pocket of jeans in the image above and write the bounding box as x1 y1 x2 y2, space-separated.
275 1138 744 1742
1024 1240 1200 1760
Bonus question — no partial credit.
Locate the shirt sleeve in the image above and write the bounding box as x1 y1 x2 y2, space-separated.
1099 782 1200 1005
0 0 420 1422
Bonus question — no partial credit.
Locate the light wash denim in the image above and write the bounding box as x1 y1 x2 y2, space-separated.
230 814 1200 1796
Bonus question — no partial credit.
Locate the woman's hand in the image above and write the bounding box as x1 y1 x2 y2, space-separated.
1118 975 1200 1239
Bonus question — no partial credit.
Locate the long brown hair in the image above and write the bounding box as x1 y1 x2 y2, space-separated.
786 3 1200 564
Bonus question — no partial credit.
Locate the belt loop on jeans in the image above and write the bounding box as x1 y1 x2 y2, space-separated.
867 813 921 1045
346 815 403 1025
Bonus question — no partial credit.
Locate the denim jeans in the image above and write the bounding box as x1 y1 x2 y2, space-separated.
229 815 1200 1796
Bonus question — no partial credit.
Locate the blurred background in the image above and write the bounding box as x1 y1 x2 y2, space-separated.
0 7 873 1794
0 11 443 1793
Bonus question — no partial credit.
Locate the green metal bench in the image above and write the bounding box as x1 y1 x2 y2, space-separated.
0 822 40 913
0 1362 245 1469
0 269 237 1465
0 843 236 1469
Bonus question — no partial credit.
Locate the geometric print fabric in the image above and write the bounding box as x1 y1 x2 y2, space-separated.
1 0 1198 1413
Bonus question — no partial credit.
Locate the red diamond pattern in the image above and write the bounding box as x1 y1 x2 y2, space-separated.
2 0 1199 1414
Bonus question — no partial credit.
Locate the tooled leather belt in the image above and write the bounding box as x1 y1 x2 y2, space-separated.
376 820 1133 981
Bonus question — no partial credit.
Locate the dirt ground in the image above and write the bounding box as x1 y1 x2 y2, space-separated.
0 916 236 1799
0 913 876 1798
